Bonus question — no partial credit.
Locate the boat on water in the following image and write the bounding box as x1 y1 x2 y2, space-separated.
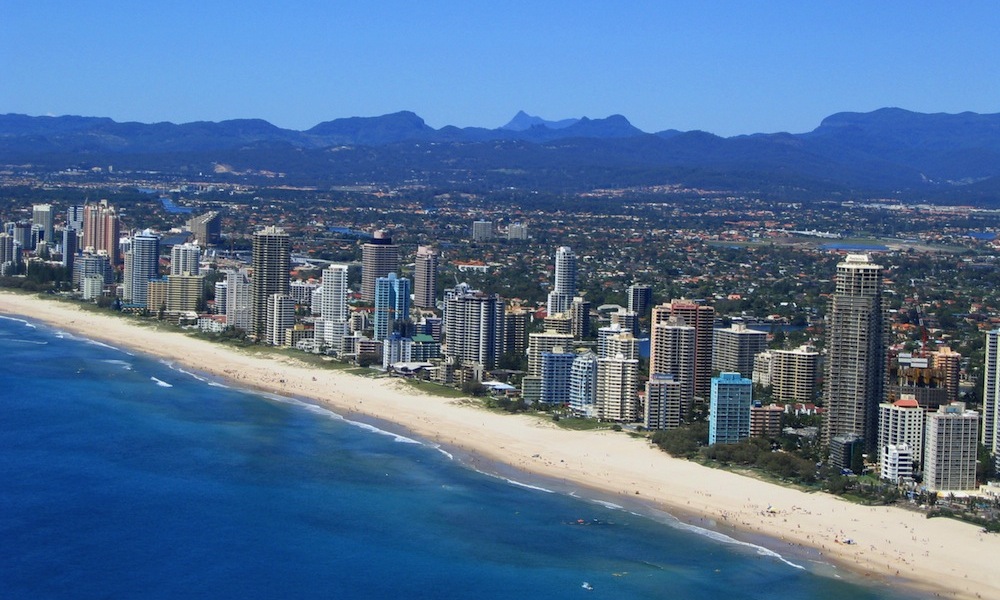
582 582 593 591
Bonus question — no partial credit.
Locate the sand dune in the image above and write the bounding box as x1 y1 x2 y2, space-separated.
2 291 997 599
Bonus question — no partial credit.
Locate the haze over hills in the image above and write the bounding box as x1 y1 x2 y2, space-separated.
4 108 1000 205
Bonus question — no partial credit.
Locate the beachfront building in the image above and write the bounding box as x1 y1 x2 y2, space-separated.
878 396 925 469
645 374 685 430
983 329 1000 457
226 269 253 332
596 353 640 422
314 264 350 352
73 253 113 289
166 274 204 314
569 351 598 417
649 317 696 418
880 444 914 484
709 372 752 446
547 246 577 316
504 307 529 357
652 299 714 400
443 287 505 372
62 228 78 273
540 348 575 405
373 273 410 341
123 229 160 308
265 294 295 346
382 333 413 370
749 403 784 438
712 323 767 379
250 226 290 341
413 246 438 309
361 230 398 303
924 403 979 493
823 254 888 452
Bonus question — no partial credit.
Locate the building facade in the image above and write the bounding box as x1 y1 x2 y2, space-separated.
250 226 290 341
709 372 752 445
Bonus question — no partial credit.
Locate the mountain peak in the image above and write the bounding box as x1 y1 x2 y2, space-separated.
500 111 580 131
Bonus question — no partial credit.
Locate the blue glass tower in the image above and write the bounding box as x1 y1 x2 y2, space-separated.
709 372 752 445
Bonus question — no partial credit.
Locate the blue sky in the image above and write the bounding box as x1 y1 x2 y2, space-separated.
3 2 999 136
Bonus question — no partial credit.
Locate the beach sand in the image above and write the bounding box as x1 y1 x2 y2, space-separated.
3 291 997 600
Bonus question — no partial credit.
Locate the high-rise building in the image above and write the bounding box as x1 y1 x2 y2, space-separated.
880 444 914 485
32 204 54 247
610 308 639 336
931 346 962 404
0 233 16 270
123 230 160 307
596 354 640 423
471 220 493 241
250 226 290 340
443 288 505 371
265 294 296 346
889 353 949 412
712 323 767 378
527 330 575 377
823 254 888 452
361 230 398 303
413 246 438 309
983 329 1000 457
570 297 591 340
66 205 84 231
320 264 350 322
649 317 696 418
289 280 320 309
769 345 820 404
61 228 78 272
627 284 652 320
651 299 714 399
82 200 121 265
709 372 753 446
924 403 979 492
373 273 411 341
569 351 598 417
547 246 577 316
73 254 113 289
540 348 575 405
508 223 528 241
645 374 685 430
170 242 201 276
214 280 228 315
166 274 205 313
225 269 253 332
505 308 529 356
878 396 925 473
186 211 222 246
749 404 784 438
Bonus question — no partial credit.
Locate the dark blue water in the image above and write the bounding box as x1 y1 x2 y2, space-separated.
159 196 193 214
0 315 910 599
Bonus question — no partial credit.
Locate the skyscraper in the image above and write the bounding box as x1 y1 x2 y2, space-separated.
187 211 222 246
645 374 685 430
712 323 767 378
596 353 640 422
569 351 598 417
265 294 296 346
627 284 652 319
768 345 820 404
413 246 438 309
651 299 715 399
82 200 121 266
373 273 411 341
547 246 577 315
823 254 887 452
878 397 925 470
924 403 979 492
250 226 290 340
170 242 201 276
649 317 696 418
226 269 253 332
123 230 160 307
443 288 505 371
983 329 1000 457
709 372 753 446
361 230 398 303
32 204 54 247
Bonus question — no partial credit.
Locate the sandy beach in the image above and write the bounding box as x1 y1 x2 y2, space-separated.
2 291 997 599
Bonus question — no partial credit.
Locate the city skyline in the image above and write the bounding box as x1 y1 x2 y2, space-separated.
4 3 1000 137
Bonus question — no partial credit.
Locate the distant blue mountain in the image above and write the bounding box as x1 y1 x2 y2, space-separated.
500 111 580 131
5 107 1000 203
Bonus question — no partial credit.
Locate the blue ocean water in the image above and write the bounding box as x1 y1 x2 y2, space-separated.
0 315 912 599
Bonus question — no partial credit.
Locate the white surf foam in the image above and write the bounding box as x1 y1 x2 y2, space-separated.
150 377 173 388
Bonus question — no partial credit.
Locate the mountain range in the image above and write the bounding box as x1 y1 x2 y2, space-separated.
4 108 1000 203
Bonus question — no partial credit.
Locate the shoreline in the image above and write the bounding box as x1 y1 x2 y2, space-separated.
2 292 996 599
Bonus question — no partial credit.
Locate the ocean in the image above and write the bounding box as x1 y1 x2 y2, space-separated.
0 315 912 599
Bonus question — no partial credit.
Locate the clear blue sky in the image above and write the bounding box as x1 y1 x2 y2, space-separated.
3 2 999 137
